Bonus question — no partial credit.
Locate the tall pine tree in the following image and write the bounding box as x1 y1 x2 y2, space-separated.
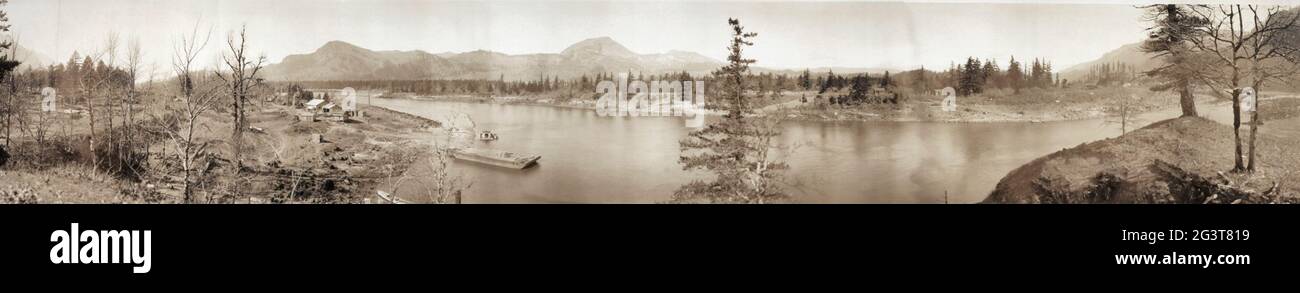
677 18 787 203
1139 4 1202 117
959 57 982 96
1006 56 1023 93
0 0 19 81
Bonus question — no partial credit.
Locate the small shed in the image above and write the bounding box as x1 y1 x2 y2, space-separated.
321 102 341 113
305 98 326 110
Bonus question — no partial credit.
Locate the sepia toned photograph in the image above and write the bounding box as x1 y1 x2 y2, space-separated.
0 0 1298 204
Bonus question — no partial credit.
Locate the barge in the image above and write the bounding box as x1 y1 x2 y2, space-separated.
450 147 540 169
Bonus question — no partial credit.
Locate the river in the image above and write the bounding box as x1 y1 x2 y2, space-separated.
371 97 1256 203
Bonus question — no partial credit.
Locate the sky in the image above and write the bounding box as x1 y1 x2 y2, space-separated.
5 0 1154 76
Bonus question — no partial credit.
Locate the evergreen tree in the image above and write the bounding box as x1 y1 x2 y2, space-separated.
798 68 811 90
981 58 998 89
959 57 982 96
1029 59 1041 88
1139 4 1203 117
67 52 81 73
911 66 928 93
848 74 872 104
1006 56 1023 93
0 0 18 80
826 69 837 88
82 55 95 78
1043 61 1053 87
677 18 786 203
952 63 962 88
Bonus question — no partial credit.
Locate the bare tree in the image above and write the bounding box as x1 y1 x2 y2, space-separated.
19 64 55 147
379 135 470 204
60 32 128 171
1104 95 1147 135
102 32 119 150
420 138 470 203
27 105 54 147
1243 7 1300 172
1186 4 1298 172
0 0 20 148
113 37 147 176
78 50 106 168
215 24 267 171
1 34 19 148
125 38 142 138
157 22 219 202
100 32 144 176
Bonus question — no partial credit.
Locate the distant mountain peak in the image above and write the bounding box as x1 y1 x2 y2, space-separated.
3 43 53 70
465 49 502 55
561 36 637 59
317 40 365 52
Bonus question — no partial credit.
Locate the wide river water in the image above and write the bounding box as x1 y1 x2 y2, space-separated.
372 97 1253 203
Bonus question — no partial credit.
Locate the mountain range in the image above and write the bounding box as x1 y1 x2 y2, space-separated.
12 35 1148 82
1058 42 1160 81
261 37 895 82
2 44 54 72
263 37 729 81
1060 16 1300 82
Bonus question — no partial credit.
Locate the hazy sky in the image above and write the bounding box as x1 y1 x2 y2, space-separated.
6 0 1153 75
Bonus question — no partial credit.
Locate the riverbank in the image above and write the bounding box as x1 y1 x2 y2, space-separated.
394 86 1187 123
984 115 1300 204
0 104 441 203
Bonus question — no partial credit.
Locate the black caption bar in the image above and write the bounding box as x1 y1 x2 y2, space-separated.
0 204 1296 283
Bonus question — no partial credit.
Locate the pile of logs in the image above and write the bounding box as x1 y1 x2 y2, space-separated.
1150 159 1282 204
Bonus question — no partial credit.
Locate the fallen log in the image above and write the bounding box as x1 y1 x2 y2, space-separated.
1150 159 1278 204
1216 171 1233 185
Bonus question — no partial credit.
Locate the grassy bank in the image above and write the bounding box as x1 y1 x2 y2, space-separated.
984 116 1300 204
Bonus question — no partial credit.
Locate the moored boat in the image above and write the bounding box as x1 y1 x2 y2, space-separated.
450 147 540 169
375 190 411 204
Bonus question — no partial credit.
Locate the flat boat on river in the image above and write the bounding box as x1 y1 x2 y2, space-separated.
450 147 540 169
